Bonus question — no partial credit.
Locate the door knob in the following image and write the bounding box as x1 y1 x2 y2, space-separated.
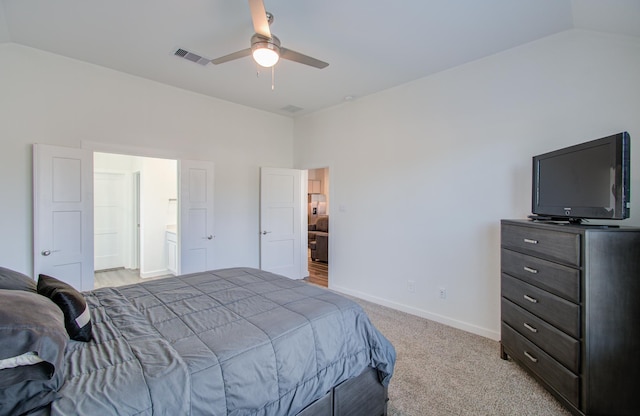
261 231 272 235
207 235 213 240
41 250 51 256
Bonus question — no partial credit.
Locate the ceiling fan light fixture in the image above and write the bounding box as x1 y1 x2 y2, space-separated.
252 41 280 67
205 7 328 71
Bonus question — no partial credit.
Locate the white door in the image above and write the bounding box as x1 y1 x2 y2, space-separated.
94 172 126 271
33 144 94 290
179 160 215 274
260 167 307 279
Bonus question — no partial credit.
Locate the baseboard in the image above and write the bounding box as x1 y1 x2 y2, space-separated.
140 268 171 278
331 285 500 341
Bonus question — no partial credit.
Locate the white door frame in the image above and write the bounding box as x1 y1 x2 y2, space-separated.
83 141 214 276
305 166 330 281
132 171 141 270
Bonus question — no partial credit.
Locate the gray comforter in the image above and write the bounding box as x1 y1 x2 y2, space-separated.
51 268 395 415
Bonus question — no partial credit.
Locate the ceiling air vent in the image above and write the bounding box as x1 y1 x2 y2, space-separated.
174 48 210 66
281 105 303 113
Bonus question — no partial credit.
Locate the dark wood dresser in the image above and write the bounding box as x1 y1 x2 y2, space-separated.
500 219 640 415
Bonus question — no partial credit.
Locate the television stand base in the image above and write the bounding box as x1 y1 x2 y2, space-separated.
527 215 576 223
527 215 620 228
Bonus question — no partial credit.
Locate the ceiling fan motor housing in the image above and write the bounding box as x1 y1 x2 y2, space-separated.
251 34 280 51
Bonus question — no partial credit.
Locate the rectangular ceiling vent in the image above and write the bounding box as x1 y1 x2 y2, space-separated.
281 105 304 113
174 48 210 66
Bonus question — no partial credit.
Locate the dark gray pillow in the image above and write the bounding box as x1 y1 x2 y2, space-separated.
0 266 37 292
0 289 68 415
37 274 93 342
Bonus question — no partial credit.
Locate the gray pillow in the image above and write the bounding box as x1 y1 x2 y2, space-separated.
0 266 37 292
0 289 68 415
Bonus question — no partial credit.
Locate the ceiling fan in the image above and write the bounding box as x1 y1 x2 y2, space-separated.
188 0 328 70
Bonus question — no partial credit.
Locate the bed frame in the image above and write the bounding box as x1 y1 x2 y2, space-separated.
296 367 388 416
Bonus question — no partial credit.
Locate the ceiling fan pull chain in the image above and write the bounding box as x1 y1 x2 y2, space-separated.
271 66 275 90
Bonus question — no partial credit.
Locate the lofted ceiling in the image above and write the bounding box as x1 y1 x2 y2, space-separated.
1 0 639 117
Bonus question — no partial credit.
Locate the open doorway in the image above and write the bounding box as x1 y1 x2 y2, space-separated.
93 152 177 288
307 167 329 287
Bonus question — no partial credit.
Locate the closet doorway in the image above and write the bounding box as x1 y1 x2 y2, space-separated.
307 167 329 287
93 152 177 287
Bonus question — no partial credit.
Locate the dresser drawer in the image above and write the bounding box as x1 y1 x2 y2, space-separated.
501 224 580 267
501 298 579 373
501 249 580 303
501 323 579 408
501 274 580 338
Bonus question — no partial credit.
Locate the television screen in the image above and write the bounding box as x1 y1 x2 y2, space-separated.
532 132 630 222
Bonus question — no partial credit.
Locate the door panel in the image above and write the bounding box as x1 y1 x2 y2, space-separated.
34 144 94 290
52 158 81 201
260 168 306 279
53 211 82 252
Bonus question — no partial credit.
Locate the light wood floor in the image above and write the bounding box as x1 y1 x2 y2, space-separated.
95 256 328 289
94 269 171 289
307 251 328 287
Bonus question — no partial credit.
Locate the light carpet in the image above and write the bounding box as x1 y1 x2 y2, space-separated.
350 297 571 416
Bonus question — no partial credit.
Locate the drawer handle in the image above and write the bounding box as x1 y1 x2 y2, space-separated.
523 266 538 274
523 323 538 333
524 351 538 363
523 238 538 244
523 294 538 303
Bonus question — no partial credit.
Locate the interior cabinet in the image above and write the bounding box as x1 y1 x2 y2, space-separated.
500 219 640 415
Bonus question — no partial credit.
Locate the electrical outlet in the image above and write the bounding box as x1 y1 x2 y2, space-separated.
407 280 416 292
439 287 447 299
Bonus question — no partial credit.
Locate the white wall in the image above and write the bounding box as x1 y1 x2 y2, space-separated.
139 156 176 277
294 30 640 340
0 43 294 276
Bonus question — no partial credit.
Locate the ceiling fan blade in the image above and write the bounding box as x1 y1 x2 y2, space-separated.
211 48 252 65
248 0 271 38
280 48 329 69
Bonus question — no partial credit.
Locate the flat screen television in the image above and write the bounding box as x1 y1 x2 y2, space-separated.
531 132 630 223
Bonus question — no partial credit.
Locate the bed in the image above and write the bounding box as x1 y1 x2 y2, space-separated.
0 267 395 416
